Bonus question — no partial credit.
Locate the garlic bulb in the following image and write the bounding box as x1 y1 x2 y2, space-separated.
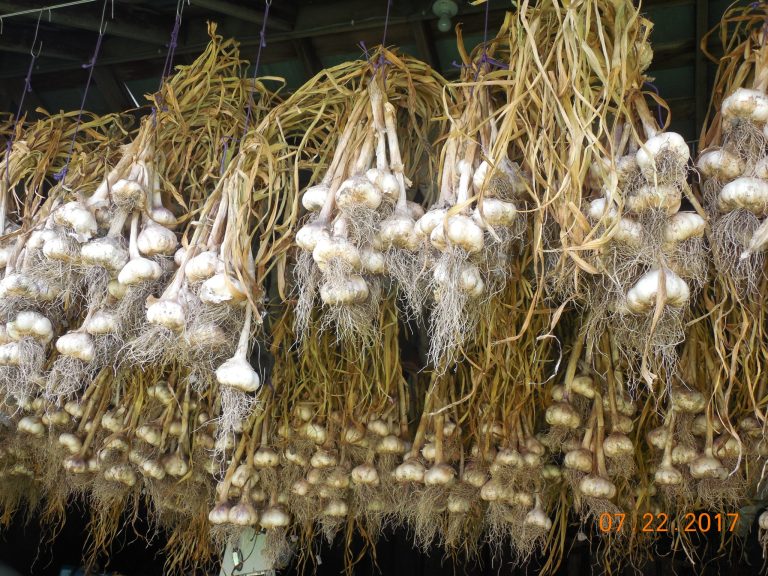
578 474 616 499
312 236 362 271
253 447 280 468
571 375 597 398
564 449 593 473
322 499 348 518
670 388 706 414
472 198 517 227
445 215 484 254
185 250 219 283
480 479 504 502
696 148 744 182
360 248 386 274
0 343 20 366
447 494 471 514
118 213 162 285
53 201 98 242
7 310 53 344
524 497 552 531
56 332 95 363
394 459 425 483
302 184 329 212
228 501 259 526
424 463 456 486
336 176 382 210
688 454 727 480
260 505 291 529
162 453 189 477
295 221 330 252
722 88 768 123
415 208 448 238
545 402 580 428
103 464 137 487
43 235 80 263
351 463 380 486
635 132 690 178
199 273 247 305
319 275 369 305
365 168 399 202
208 504 230 525
146 298 186 331
18 415 45 437
84 310 119 335
379 211 419 251
625 268 689 313
663 212 706 243
654 464 682 485
216 357 260 393
602 433 634 458
81 237 129 271
718 177 768 215
137 220 177 257
626 184 681 214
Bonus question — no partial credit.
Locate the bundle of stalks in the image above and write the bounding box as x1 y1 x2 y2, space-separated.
0 111 131 407
455 249 557 565
692 12 768 560
292 48 447 345
418 25 528 370
582 90 700 388
699 5 768 286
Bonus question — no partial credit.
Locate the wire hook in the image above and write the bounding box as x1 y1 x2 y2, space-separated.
30 11 44 57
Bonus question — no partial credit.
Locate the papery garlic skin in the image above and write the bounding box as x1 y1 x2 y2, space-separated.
215 356 261 393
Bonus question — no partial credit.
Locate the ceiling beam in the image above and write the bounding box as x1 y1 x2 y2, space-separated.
189 0 292 31
0 1 167 45
0 38 80 61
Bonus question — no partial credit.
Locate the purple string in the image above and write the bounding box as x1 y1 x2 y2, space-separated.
219 137 231 175
152 5 184 126
5 49 38 190
374 0 393 75
55 0 108 185
242 0 272 139
5 12 42 190
643 81 665 127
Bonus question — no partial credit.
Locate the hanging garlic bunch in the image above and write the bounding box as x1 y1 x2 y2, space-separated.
583 93 696 386
419 75 526 369
699 24 768 291
294 83 393 345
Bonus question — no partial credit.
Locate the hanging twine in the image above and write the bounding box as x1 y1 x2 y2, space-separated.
242 0 272 139
374 0 393 75
5 11 43 190
152 0 186 126
54 0 109 185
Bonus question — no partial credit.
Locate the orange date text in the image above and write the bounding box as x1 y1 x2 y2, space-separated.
596 512 739 533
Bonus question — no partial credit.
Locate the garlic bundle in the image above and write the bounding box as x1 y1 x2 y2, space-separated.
419 74 528 369
696 25 768 287
294 80 407 344
581 93 700 386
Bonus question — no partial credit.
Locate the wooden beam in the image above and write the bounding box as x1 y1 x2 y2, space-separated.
411 20 439 70
189 0 292 31
293 38 322 77
0 1 167 45
0 38 80 61
93 66 132 112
